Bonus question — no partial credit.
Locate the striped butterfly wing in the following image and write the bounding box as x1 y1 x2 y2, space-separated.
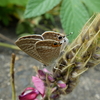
42 31 65 41
42 31 68 52
15 35 43 62
36 40 62 66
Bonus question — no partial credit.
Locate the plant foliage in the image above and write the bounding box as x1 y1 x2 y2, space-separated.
24 0 100 42
0 0 28 26
24 0 61 18
0 0 28 6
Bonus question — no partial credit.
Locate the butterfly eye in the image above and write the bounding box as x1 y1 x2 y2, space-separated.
58 36 62 39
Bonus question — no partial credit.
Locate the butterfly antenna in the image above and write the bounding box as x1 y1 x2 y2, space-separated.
66 32 73 36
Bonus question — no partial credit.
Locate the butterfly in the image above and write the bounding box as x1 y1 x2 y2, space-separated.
15 31 69 66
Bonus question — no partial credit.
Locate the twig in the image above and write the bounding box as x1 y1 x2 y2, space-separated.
0 33 14 44
10 53 16 100
0 42 20 50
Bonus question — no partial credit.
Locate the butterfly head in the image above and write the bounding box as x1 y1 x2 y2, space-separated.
58 35 69 44
57 34 69 51
42 31 68 44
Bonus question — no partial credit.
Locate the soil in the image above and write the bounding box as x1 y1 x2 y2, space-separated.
0 25 100 100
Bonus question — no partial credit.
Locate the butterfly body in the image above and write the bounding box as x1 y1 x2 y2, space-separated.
15 31 69 66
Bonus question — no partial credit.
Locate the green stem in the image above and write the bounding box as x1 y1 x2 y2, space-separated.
36 24 50 31
10 53 16 100
0 42 20 50
0 33 14 44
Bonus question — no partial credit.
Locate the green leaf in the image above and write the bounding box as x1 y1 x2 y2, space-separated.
60 0 89 42
0 0 8 6
0 0 28 6
16 21 33 35
19 33 33 37
24 0 61 18
9 0 28 6
83 0 100 13
16 23 25 34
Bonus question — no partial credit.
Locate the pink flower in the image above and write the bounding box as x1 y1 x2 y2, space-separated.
57 81 67 88
19 87 39 100
19 77 45 100
32 76 45 96
38 70 46 80
38 68 55 82
19 68 56 100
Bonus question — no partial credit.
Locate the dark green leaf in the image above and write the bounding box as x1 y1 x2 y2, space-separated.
60 0 89 42
16 21 33 35
24 0 61 18
9 0 28 6
0 0 8 6
16 23 25 34
0 0 28 6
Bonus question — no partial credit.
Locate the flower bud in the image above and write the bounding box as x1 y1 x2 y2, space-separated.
19 87 39 100
57 81 67 88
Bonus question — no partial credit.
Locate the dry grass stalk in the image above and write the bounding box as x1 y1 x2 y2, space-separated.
53 14 100 95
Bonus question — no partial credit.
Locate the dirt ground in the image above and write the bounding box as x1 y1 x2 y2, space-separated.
0 26 100 100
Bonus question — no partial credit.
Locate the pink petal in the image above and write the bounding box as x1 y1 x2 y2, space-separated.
48 75 55 82
32 76 45 96
57 81 67 88
38 70 46 80
19 87 39 100
43 68 51 74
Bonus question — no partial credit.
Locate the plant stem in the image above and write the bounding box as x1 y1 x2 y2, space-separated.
10 53 16 100
0 33 14 44
0 42 20 50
